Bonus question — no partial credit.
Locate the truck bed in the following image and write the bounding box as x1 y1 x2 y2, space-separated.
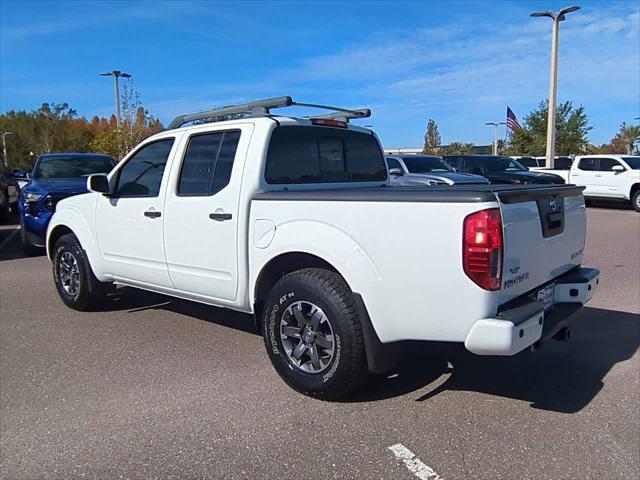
255 183 584 203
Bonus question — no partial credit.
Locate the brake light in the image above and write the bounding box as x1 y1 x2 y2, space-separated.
463 208 503 291
311 119 348 128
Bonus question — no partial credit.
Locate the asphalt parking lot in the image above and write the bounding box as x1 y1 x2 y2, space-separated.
1 205 638 480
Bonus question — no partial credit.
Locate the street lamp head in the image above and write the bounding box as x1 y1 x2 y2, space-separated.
120 73 132 78
559 5 581 15
99 72 114 76
530 11 554 18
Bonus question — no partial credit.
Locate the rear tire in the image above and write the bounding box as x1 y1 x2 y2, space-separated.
262 268 368 400
632 190 640 212
52 233 112 311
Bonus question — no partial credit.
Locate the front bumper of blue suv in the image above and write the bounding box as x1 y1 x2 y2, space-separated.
18 192 57 248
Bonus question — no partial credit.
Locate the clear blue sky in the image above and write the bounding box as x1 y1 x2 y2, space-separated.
1 0 638 147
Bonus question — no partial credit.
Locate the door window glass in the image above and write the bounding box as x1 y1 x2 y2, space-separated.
386 158 403 171
115 139 175 197
597 158 623 171
178 130 241 196
578 158 598 171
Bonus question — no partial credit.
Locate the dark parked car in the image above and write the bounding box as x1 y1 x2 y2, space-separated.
443 155 565 184
0 166 19 221
17 153 116 253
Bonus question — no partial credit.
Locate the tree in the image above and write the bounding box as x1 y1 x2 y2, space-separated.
89 80 163 159
591 122 640 154
443 142 475 155
0 103 96 170
496 139 508 155
423 118 441 154
509 100 592 155
617 122 640 154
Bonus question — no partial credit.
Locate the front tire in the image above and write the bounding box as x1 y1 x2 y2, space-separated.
632 190 640 212
52 233 112 311
262 268 368 400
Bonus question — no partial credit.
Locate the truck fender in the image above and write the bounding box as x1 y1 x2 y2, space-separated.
46 207 104 280
252 218 381 304
252 219 393 374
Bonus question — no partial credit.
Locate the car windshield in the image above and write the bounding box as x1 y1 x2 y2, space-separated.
622 156 640 170
33 156 115 179
401 156 452 173
469 156 526 172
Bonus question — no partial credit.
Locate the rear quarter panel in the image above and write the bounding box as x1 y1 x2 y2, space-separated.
250 199 501 343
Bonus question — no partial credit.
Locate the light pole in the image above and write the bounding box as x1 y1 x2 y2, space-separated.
99 70 132 128
1 131 14 168
531 6 580 168
485 122 506 155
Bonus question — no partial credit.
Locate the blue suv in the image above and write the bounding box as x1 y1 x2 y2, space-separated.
18 153 116 254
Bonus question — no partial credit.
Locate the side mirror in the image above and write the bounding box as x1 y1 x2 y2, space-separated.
12 169 27 179
611 165 625 173
389 168 404 176
87 174 111 194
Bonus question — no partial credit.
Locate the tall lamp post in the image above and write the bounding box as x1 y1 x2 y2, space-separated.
531 6 580 168
99 70 132 128
1 131 14 168
485 122 506 155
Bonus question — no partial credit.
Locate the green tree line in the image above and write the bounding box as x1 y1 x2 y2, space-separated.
0 84 162 171
423 100 639 156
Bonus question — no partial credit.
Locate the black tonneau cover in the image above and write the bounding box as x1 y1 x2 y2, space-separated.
254 184 585 204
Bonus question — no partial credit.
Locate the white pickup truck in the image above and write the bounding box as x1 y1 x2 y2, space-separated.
532 154 640 211
46 97 600 399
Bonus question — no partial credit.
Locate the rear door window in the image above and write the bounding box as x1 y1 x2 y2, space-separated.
177 130 241 196
265 126 386 184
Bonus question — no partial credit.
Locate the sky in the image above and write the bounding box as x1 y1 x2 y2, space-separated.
0 0 638 148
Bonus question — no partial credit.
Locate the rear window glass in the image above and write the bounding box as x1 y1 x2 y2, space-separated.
265 126 386 184
554 157 573 169
518 157 538 168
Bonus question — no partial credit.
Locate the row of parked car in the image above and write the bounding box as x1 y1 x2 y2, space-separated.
384 153 640 211
3 149 639 255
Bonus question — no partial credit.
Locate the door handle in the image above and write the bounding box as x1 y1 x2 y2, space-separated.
594 174 603 177
144 210 162 218
209 212 232 221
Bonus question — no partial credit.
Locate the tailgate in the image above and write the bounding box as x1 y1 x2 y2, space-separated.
498 185 586 304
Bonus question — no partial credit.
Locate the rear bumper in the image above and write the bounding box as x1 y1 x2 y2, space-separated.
464 267 600 355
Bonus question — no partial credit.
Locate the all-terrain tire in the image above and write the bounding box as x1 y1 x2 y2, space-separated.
52 233 112 311
632 189 640 212
262 268 368 400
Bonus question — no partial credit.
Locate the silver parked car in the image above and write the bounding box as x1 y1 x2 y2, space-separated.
385 154 489 186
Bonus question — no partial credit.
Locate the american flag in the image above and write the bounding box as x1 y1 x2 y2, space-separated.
506 106 522 130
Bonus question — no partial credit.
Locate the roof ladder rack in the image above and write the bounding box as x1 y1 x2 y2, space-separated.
168 96 371 129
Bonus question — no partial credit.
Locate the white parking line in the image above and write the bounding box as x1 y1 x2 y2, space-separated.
0 228 19 251
388 443 444 480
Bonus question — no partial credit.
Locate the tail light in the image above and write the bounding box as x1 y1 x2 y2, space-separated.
463 208 503 290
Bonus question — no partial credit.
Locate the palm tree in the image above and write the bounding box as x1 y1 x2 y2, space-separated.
619 123 640 154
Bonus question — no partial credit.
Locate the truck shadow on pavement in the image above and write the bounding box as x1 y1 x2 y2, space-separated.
92 288 639 413
347 307 639 413
103 287 259 335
